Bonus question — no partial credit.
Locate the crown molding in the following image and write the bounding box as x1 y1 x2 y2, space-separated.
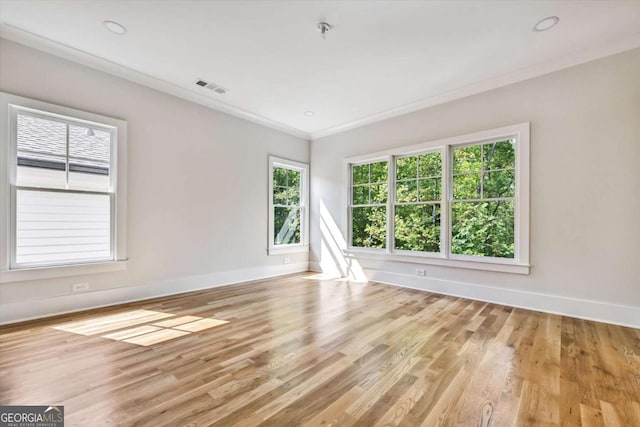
0 23 311 140
2 22 639 143
309 32 640 140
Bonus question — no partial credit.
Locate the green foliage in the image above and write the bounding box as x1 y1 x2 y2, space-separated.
395 204 440 252
451 201 514 258
274 207 301 245
350 141 516 258
351 206 386 248
396 152 441 204
351 161 388 206
273 167 302 245
351 161 389 248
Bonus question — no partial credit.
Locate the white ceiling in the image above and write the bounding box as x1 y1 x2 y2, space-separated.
1 1 640 139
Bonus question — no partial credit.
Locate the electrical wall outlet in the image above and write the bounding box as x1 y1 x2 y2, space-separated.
283 257 291 265
416 268 426 277
72 282 90 292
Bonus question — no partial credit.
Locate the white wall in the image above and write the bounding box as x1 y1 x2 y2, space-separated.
0 39 309 323
310 48 640 328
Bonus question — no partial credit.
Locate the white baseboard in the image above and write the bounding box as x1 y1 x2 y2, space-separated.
0 262 309 325
364 269 640 329
309 261 322 273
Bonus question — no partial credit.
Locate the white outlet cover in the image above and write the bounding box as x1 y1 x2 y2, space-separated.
72 283 89 292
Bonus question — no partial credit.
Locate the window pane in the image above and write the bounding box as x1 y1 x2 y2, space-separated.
351 206 386 249
274 207 301 245
16 114 67 189
396 156 417 180
394 204 440 252
68 125 111 191
288 186 301 205
370 183 387 204
15 189 112 266
453 173 481 199
369 161 388 183
418 152 441 177
453 145 482 174
273 167 288 187
396 179 417 203
483 170 515 198
287 169 301 187
451 201 514 258
418 178 440 202
352 164 369 185
352 185 368 205
273 185 288 205
483 140 515 170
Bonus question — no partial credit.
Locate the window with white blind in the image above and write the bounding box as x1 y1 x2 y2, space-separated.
0 93 127 281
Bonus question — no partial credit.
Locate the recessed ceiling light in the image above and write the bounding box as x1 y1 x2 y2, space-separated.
304 111 315 117
533 16 559 32
103 20 127 35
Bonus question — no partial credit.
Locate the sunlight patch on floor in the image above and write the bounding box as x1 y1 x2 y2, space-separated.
52 309 229 346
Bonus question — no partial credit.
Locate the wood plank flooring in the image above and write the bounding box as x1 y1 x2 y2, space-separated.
1 273 639 426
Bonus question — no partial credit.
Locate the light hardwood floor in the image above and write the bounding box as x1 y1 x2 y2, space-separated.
1 273 639 426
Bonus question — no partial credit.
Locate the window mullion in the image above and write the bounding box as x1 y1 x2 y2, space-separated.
442 146 451 259
387 155 395 253
65 123 70 190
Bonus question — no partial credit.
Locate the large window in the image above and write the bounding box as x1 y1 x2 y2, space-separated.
395 152 442 253
0 93 127 281
346 123 529 273
350 160 388 249
451 140 515 258
268 156 309 254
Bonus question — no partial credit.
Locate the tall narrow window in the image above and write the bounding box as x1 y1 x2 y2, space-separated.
268 156 309 254
350 160 388 249
451 139 516 258
394 151 442 253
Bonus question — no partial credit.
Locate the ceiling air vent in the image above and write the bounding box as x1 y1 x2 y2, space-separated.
194 78 228 95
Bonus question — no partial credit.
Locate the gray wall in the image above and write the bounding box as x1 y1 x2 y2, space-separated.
0 38 309 322
310 48 640 325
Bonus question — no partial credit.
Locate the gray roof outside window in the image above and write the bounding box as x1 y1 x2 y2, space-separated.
17 114 110 169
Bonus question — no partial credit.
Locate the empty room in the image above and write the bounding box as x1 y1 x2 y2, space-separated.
0 1 639 426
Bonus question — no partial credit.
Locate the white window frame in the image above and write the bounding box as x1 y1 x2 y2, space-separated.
348 157 390 251
344 123 530 274
0 93 128 283
268 156 309 255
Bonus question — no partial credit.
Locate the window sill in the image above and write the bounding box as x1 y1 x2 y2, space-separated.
343 249 530 275
0 260 128 284
268 245 309 256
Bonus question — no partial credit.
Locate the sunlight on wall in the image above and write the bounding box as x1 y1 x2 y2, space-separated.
53 309 228 346
319 200 367 282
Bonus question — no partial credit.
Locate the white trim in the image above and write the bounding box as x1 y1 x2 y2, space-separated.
0 92 127 278
344 123 530 272
345 250 529 275
268 156 309 255
0 24 309 140
3 24 640 143
0 261 309 325
309 33 640 140
363 269 640 329
0 260 128 283
309 261 322 273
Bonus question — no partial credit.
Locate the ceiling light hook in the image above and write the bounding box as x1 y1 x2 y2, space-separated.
317 22 333 40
